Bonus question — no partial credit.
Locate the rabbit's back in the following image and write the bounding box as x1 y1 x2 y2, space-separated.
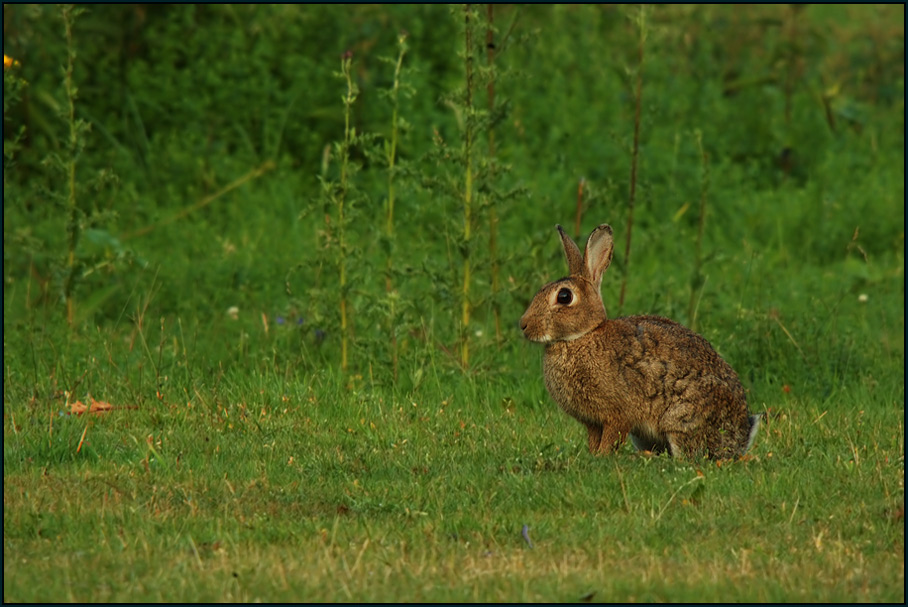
543 314 753 458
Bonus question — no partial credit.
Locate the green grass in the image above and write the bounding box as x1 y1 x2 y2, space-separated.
3 370 903 601
3 4 904 602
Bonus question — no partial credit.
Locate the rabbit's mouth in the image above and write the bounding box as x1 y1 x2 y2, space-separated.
520 319 551 343
523 331 552 343
523 328 588 344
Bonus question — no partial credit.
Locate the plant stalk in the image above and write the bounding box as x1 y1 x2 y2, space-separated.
461 4 475 368
62 5 80 326
688 130 709 332
339 53 356 372
575 178 586 240
619 5 646 314
486 3 502 345
386 32 407 381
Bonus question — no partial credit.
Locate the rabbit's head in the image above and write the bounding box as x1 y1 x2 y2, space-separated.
520 224 614 343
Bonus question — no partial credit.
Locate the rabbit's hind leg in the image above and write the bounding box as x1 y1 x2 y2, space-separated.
664 432 711 460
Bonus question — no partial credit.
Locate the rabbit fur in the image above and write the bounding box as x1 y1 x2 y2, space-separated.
520 224 760 460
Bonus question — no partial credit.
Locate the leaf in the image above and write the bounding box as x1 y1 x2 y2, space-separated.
69 396 136 415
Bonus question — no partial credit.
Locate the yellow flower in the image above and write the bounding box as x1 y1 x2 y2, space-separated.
4 54 19 70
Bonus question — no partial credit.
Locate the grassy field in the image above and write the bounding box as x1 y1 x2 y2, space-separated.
3 4 904 602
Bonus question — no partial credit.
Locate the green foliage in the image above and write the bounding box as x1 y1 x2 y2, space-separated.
5 6 140 326
3 4 904 602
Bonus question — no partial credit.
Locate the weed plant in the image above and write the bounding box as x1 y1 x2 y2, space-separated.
3 4 904 602
378 30 410 380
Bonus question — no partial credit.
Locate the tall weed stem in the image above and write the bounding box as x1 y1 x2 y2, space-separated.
461 4 476 368
61 5 83 326
688 130 709 331
619 5 647 313
385 33 408 380
486 4 502 344
338 52 357 372
574 178 586 240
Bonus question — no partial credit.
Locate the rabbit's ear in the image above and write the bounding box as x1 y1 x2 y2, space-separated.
584 224 614 289
557 225 584 276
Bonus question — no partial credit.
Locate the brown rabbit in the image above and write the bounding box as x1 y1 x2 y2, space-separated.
520 224 760 460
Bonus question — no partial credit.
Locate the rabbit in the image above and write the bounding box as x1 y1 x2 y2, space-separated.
520 223 760 460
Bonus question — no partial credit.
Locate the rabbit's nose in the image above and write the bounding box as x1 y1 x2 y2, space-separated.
518 313 531 332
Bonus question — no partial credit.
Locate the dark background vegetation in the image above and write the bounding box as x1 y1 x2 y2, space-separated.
4 6 903 375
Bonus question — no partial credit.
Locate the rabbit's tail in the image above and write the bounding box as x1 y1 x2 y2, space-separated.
744 413 763 454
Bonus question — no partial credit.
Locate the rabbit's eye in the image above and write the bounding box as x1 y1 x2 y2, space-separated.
556 288 573 305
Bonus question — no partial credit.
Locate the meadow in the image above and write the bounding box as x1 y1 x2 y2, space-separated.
3 4 904 602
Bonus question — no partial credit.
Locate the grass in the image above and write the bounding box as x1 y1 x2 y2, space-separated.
3 369 903 602
3 4 905 603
